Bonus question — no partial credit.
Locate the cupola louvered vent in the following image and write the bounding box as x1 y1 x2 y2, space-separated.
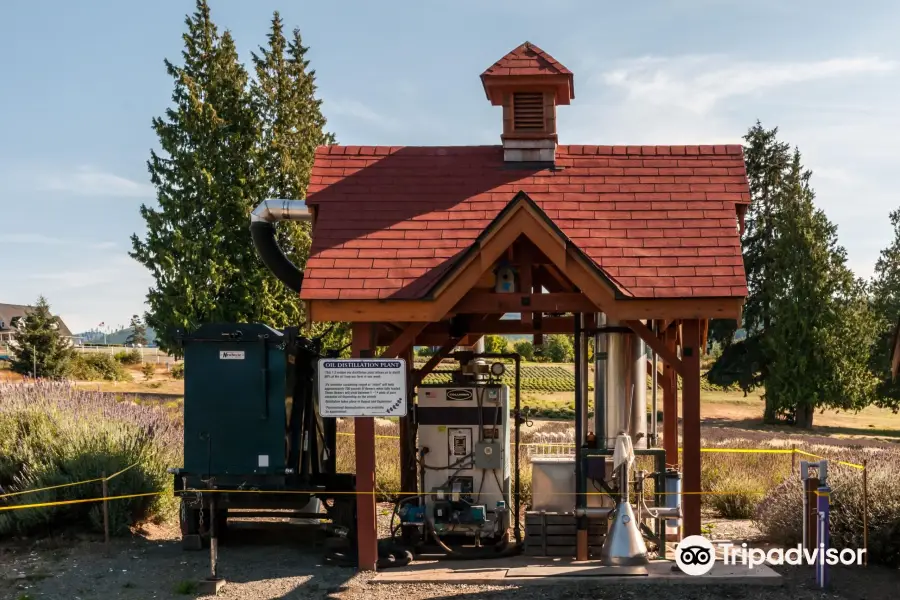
512 92 545 132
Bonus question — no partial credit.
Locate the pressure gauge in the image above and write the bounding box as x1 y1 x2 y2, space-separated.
490 362 505 377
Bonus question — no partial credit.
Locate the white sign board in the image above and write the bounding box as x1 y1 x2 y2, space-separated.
318 359 407 417
220 350 245 360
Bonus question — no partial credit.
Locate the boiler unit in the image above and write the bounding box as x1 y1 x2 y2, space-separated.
415 381 511 540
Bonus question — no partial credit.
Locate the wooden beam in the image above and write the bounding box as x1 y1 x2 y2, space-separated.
453 291 599 314
413 338 461 387
308 296 744 323
702 319 709 355
681 319 703 537
351 323 377 572
662 327 679 471
379 322 427 359
398 347 417 518
519 243 534 326
624 319 684 377
538 264 573 292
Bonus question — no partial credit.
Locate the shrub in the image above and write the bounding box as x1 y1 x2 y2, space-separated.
0 382 181 536
546 334 574 363
171 362 184 380
754 448 900 567
68 354 132 382
141 363 155 381
513 340 535 361
416 346 435 357
114 349 142 365
708 474 763 519
484 335 509 354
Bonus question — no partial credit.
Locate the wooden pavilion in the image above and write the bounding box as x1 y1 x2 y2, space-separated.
297 42 750 570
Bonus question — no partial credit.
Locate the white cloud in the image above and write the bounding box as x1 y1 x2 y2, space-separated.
326 99 401 129
562 53 900 280
0 233 117 250
27 268 122 289
36 165 153 198
600 55 896 115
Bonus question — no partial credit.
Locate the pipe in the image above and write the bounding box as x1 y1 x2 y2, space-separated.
514 353 522 544
574 313 588 561
651 323 658 447
574 507 613 518
249 199 310 294
594 313 607 449
631 333 648 449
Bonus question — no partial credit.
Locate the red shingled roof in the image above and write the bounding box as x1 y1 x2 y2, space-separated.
301 145 749 302
481 41 572 77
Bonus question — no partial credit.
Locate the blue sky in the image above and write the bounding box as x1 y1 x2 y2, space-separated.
2 0 898 334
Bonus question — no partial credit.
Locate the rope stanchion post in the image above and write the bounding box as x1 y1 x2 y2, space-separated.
791 444 796 474
101 471 110 553
863 459 868 567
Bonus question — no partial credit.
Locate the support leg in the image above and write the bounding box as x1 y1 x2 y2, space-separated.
352 323 378 571
662 327 679 469
681 319 702 537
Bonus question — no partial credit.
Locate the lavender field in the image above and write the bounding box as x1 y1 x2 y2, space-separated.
1 382 898 566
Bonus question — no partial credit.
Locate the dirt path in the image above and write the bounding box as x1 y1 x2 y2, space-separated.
3 521 898 600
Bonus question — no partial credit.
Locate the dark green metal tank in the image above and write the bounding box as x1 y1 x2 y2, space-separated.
181 323 288 477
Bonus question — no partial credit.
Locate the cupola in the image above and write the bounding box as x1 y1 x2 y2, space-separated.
481 42 575 164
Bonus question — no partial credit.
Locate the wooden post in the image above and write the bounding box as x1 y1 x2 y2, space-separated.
352 323 378 572
862 460 868 566
101 471 110 553
399 347 417 516
662 327 678 469
680 319 702 537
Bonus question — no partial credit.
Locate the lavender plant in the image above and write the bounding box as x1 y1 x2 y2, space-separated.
0 382 182 536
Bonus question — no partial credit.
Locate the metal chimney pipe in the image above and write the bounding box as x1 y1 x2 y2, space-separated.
249 199 311 294
594 313 608 450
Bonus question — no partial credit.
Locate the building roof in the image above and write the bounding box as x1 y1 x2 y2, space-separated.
0 303 73 337
480 41 575 104
301 144 749 302
481 41 573 77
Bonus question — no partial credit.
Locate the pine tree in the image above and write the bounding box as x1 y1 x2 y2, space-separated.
9 296 75 379
708 124 879 427
126 314 148 347
763 151 878 427
250 12 347 349
708 122 791 403
131 1 281 354
869 209 900 411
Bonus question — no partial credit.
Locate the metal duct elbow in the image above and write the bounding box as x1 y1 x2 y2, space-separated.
249 199 311 294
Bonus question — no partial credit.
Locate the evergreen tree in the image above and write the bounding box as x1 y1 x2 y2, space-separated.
869 209 900 411
125 314 148 347
250 12 346 349
708 123 879 427
9 296 75 379
131 1 281 353
763 151 878 427
708 122 791 401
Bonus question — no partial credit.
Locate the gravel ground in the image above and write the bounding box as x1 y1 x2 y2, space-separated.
2 517 897 600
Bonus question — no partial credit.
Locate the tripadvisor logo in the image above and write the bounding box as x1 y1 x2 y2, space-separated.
675 535 867 576
675 535 716 576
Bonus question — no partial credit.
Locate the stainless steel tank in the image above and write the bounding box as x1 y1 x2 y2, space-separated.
603 319 647 449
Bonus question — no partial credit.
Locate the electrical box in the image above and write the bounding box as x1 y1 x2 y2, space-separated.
417 384 511 537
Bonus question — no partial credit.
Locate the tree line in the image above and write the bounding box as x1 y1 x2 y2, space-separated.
122 2 900 429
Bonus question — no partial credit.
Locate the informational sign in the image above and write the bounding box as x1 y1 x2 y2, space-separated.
318 358 407 417
219 350 245 360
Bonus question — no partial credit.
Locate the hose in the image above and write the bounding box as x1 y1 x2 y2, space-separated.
424 518 523 561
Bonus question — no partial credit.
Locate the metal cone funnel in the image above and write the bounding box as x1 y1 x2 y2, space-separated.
599 501 649 566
